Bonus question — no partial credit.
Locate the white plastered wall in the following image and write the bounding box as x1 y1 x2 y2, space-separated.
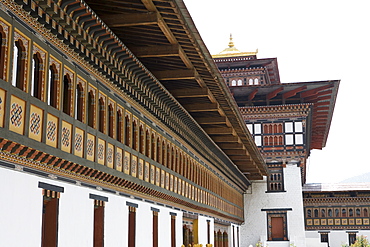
241 164 306 247
0 166 186 247
306 230 370 247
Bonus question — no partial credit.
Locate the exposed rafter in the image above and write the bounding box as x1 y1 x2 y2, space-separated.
100 12 159 27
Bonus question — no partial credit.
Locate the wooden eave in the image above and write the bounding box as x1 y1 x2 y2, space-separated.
230 80 340 150
82 0 267 181
16 0 267 185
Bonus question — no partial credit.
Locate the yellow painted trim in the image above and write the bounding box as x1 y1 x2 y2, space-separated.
0 17 12 82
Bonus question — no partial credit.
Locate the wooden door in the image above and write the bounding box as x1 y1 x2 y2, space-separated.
271 217 284 240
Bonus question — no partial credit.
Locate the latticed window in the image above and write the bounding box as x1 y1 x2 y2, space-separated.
349 233 357 245
284 121 304 146
267 167 284 192
320 232 329 243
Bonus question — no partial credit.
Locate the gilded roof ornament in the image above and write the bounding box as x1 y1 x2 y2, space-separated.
212 34 258 58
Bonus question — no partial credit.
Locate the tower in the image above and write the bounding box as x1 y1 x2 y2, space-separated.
213 38 339 246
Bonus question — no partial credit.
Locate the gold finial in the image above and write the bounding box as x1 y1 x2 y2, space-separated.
228 33 234 48
212 34 258 58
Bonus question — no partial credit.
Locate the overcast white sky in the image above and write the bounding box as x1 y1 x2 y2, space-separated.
183 0 370 183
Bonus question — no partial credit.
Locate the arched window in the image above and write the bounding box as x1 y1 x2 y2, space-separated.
273 136 278 146
179 152 183 175
48 64 58 108
223 231 229 247
12 40 26 90
237 79 242 86
314 209 319 218
87 91 95 128
116 109 123 142
139 125 144 154
328 209 332 217
151 133 155 160
171 147 175 170
174 149 179 173
75 83 84 122
108 104 114 138
156 138 161 163
268 136 273 146
167 144 171 168
145 130 150 157
231 80 236 86
162 141 166 166
31 53 43 100
98 98 105 133
307 209 312 218
349 209 353 217
273 124 278 134
125 116 131 146
132 120 138 150
278 124 283 133
342 208 347 217
62 74 72 115
248 78 253 85
335 209 339 217
278 136 283 145
321 209 326 218
254 78 259 85
356 208 361 217
364 208 368 217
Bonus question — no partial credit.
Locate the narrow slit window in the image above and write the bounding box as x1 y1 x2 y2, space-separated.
108 104 114 138
48 65 58 108
31 53 43 100
75 84 84 122
98 98 105 133
62 74 72 115
87 91 95 128
116 109 123 142
12 40 26 90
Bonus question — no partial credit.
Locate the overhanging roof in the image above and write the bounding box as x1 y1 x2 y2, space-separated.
229 80 340 149
17 0 268 182
81 0 267 180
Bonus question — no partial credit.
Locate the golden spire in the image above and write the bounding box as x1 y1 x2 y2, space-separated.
212 34 258 58
228 33 234 48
